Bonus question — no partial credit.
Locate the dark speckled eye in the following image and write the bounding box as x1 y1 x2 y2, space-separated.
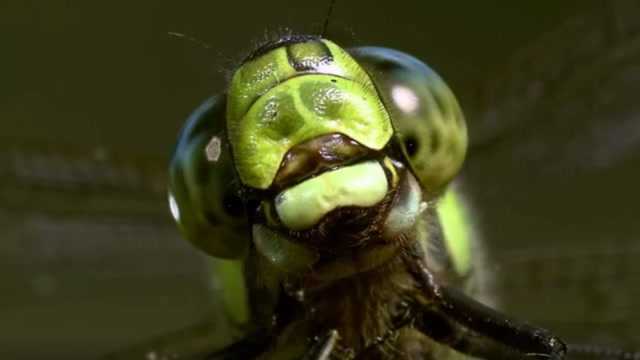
349 47 468 197
168 96 249 259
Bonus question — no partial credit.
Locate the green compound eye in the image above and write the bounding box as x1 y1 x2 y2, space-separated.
168 96 249 259
350 47 468 197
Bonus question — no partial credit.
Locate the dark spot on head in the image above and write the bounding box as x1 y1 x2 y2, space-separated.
331 79 337 83
376 59 400 73
404 134 419 157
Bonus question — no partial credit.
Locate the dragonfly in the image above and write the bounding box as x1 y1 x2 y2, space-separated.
2 2 640 359
163 34 566 360
104 32 637 359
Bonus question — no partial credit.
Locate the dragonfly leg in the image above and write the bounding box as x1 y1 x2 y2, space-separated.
405 256 566 360
302 329 340 360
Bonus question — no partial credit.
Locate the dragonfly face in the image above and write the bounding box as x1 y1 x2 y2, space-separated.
168 35 567 359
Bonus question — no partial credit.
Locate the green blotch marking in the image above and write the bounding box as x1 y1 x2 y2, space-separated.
227 47 296 124
438 188 472 276
299 81 346 118
259 95 304 141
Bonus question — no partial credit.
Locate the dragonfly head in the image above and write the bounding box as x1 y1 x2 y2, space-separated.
169 36 467 266
225 37 420 250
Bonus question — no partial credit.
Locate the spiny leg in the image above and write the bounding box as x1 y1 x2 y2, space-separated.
302 330 340 360
405 256 566 360
412 305 563 360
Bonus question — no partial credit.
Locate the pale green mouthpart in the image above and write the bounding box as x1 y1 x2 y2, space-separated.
383 172 423 238
252 224 319 273
275 161 388 231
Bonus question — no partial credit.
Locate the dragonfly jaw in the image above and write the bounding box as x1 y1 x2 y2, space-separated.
254 155 422 257
382 170 424 240
264 132 399 234
274 160 390 231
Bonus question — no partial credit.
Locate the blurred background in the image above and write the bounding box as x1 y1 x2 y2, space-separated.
2 0 640 359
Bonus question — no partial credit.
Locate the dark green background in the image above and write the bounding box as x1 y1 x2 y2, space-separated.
2 0 639 359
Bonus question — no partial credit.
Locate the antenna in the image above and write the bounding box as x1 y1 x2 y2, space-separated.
167 31 212 50
320 0 337 38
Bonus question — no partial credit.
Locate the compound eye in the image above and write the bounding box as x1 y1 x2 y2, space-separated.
169 96 249 259
349 47 468 196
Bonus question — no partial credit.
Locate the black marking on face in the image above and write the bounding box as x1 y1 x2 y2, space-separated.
403 134 420 157
243 34 321 64
375 58 402 74
286 40 334 71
